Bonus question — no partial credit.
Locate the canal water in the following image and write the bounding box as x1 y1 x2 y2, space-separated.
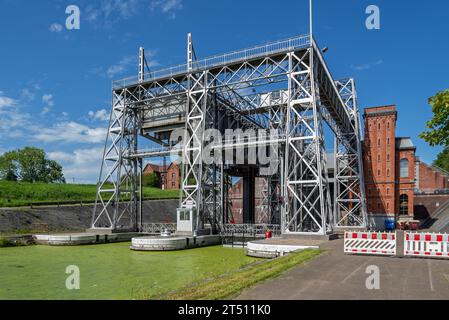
0 242 257 300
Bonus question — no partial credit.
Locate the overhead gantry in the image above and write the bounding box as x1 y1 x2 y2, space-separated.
92 33 367 236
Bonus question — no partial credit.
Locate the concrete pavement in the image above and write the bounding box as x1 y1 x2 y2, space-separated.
237 239 449 300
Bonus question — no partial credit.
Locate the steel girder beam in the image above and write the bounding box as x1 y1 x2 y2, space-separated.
181 70 206 212
201 92 224 232
92 89 141 231
333 78 368 229
282 49 332 235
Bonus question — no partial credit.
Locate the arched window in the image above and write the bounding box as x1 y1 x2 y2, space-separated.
400 158 409 178
399 194 409 215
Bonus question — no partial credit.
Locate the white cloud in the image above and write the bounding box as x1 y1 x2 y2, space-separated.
40 94 55 116
107 56 134 78
84 0 183 26
49 23 63 33
41 107 51 116
42 94 55 107
0 92 17 109
0 92 106 144
351 59 383 71
34 121 106 144
88 109 110 121
0 93 29 138
85 0 140 25
151 0 183 18
107 50 159 79
21 88 35 101
0 92 107 183
48 147 104 183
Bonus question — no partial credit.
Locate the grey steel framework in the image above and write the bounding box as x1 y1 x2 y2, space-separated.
92 33 367 235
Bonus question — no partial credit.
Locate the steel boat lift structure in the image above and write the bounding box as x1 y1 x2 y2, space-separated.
91 31 368 236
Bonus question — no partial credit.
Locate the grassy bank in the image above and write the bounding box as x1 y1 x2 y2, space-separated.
158 249 321 300
0 181 179 207
0 243 260 300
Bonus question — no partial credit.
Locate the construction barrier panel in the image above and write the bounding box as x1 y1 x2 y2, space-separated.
404 232 449 258
344 231 396 256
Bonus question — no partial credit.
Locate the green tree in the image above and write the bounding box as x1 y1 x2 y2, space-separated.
420 89 449 147
142 172 160 188
0 151 18 181
0 147 65 183
434 147 449 172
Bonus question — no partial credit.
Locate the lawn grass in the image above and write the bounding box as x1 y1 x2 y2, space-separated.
0 243 260 300
157 249 322 300
0 181 179 207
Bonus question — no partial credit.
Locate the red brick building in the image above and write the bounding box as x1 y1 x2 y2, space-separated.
363 105 449 225
143 162 180 190
415 158 449 192
363 105 417 220
414 158 449 220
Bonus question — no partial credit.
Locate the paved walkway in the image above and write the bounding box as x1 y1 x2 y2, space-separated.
237 239 449 300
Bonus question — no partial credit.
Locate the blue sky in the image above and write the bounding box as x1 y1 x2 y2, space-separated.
0 0 447 183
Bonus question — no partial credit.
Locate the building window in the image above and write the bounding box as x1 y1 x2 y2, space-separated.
377 154 381 162
378 123 381 130
378 139 381 146
400 158 409 178
378 169 381 176
172 173 176 178
180 211 190 221
399 194 409 215
387 169 390 177
387 138 390 145
387 202 389 210
387 188 389 195
387 154 390 161
387 122 390 129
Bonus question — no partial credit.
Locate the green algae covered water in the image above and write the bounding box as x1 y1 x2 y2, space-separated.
0 243 259 300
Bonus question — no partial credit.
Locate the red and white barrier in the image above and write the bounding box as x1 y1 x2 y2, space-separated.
404 232 449 258
344 231 396 256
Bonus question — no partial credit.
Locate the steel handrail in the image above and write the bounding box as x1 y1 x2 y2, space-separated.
112 34 311 88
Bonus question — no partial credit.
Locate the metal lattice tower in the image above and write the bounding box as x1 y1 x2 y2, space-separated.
91 32 367 235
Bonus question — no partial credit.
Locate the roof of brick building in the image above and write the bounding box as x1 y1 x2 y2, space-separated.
395 137 416 150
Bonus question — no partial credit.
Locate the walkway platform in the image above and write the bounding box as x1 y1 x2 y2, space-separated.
238 239 449 300
246 237 324 258
130 235 221 251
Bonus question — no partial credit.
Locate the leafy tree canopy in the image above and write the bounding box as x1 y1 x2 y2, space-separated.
434 147 449 173
142 172 160 188
420 89 449 147
0 147 65 183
